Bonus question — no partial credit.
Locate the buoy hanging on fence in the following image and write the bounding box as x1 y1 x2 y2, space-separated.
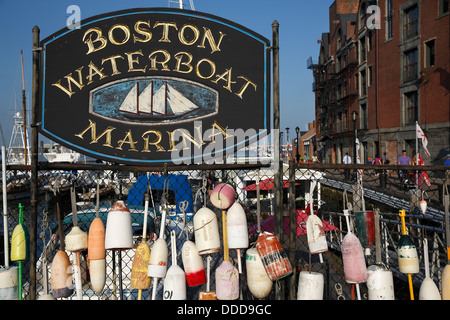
398 210 419 300
255 232 292 281
306 181 327 263
210 183 235 210
0 267 18 300
216 209 239 300
355 210 375 255
11 203 29 300
51 250 74 298
245 248 272 299
342 233 368 285
182 240 206 287
105 201 133 250
442 191 450 300
88 179 106 294
367 264 395 300
419 238 441 300
227 202 248 273
297 271 324 300
65 187 88 300
193 207 221 255
420 200 427 215
163 230 186 300
131 192 152 299
199 255 217 300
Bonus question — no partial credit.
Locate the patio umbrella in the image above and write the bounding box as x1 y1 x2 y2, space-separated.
243 178 299 191
248 210 338 236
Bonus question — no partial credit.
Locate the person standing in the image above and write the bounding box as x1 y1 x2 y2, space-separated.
444 154 450 166
397 150 412 184
343 153 351 164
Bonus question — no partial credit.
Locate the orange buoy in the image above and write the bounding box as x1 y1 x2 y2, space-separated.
88 217 106 260
255 232 292 281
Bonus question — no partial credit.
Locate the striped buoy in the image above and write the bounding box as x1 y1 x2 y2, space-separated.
255 232 292 281
355 210 375 255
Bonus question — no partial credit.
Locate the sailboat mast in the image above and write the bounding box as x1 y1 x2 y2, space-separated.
136 82 140 116
20 50 28 166
164 82 168 116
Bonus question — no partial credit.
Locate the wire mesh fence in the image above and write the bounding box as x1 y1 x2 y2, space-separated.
1 162 449 300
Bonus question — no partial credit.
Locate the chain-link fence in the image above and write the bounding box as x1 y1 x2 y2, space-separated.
1 161 449 300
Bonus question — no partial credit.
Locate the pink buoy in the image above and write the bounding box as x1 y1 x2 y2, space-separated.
210 183 235 209
342 233 368 284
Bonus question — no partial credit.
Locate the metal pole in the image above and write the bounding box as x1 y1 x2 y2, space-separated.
30 25 40 300
288 160 296 300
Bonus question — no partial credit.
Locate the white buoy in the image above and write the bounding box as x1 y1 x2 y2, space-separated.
367 264 395 300
105 201 133 250
163 231 186 300
306 181 327 263
89 259 106 294
419 238 441 300
193 207 221 255
0 267 18 300
227 202 248 273
297 271 324 300
181 240 206 287
245 248 272 299
420 200 427 215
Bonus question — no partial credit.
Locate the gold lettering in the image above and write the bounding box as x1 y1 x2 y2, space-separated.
83 27 107 55
178 24 200 45
212 68 236 92
198 28 226 54
235 76 257 99
174 52 193 74
154 21 178 42
209 121 233 142
148 50 171 71
116 130 138 151
133 20 152 43
125 50 147 73
52 67 85 97
75 119 115 148
166 130 176 151
108 24 131 45
173 127 204 149
142 130 165 152
196 59 216 79
86 61 107 85
102 54 124 76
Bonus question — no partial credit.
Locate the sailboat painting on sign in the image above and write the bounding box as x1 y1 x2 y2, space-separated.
90 77 219 126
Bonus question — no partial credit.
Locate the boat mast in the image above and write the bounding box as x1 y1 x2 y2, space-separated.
168 0 195 10
20 50 28 166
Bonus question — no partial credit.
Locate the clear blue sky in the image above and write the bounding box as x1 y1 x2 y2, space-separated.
0 0 332 147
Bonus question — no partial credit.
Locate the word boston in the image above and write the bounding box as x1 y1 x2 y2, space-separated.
37 8 270 166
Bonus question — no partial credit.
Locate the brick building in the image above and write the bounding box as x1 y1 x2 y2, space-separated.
309 0 449 164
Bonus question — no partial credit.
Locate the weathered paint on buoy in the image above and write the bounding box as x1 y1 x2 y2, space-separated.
147 238 168 278
88 217 106 260
105 201 133 250
420 200 427 215
131 242 151 290
89 258 106 294
245 248 272 299
355 211 375 254
199 291 217 300
0 267 18 300
306 214 328 255
297 271 324 300
193 207 221 255
65 226 88 252
181 240 206 287
10 224 29 261
367 264 395 300
255 232 292 281
163 231 186 300
342 233 367 284
227 202 248 273
398 235 419 274
215 261 239 300
210 183 235 209
51 251 74 298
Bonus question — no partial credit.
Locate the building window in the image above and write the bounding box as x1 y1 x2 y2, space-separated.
360 69 367 97
425 39 435 67
386 0 394 40
403 48 418 82
403 5 419 40
404 91 419 125
439 0 449 16
360 103 368 129
368 66 373 87
359 37 366 63
359 3 367 30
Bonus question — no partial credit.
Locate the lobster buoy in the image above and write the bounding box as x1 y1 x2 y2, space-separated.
193 207 221 255
10 223 29 262
255 232 292 281
0 267 18 300
210 183 235 209
181 240 206 287
297 271 324 300
245 248 272 299
342 233 368 284
199 255 217 300
131 242 151 290
227 202 248 273
51 251 74 298
306 214 328 262
398 235 419 274
420 200 427 215
89 259 106 294
355 210 375 255
163 231 186 300
367 264 395 300
65 226 88 252
147 238 168 279
105 201 133 250
419 238 441 300
88 217 106 260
